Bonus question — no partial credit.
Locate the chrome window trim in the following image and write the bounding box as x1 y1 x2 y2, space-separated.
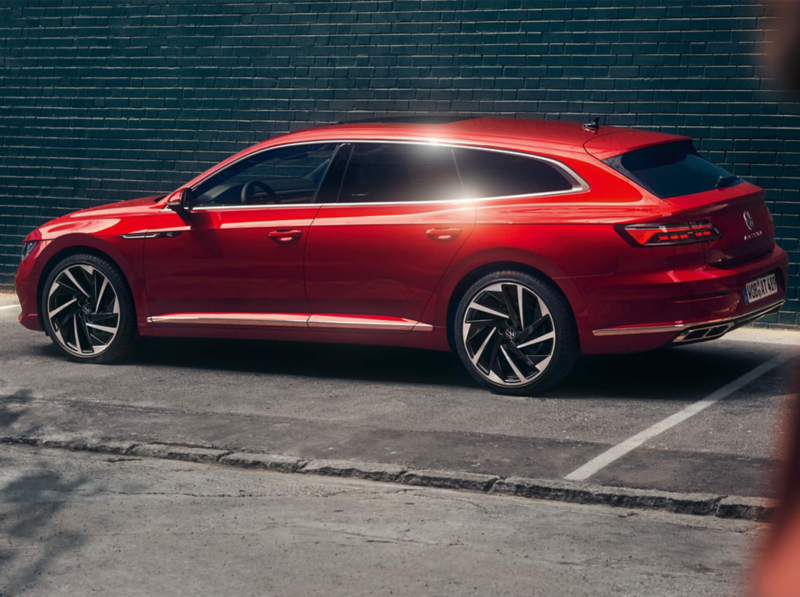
178 139 591 212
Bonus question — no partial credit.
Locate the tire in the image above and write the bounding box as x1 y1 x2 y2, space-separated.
453 270 579 396
41 253 138 364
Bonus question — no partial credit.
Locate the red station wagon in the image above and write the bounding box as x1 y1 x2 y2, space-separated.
15 118 788 395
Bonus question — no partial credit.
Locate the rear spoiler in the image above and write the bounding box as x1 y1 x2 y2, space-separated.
584 130 691 161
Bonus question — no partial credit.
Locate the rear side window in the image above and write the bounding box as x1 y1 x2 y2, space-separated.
453 148 576 199
603 140 741 199
337 143 463 203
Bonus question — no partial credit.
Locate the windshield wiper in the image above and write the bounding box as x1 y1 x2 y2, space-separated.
715 175 740 189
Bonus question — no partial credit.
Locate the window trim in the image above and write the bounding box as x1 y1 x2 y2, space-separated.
185 139 590 212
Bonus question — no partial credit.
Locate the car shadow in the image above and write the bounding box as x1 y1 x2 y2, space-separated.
127 336 775 400
130 336 474 388
558 347 771 399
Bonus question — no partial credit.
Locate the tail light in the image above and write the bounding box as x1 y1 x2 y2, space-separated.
616 221 722 247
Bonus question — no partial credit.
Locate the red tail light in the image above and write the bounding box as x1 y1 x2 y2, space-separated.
617 221 722 247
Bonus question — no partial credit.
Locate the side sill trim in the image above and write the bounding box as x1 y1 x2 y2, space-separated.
147 313 434 332
147 313 310 327
308 314 421 332
592 299 785 337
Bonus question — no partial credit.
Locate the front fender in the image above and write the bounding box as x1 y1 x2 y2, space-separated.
28 232 150 330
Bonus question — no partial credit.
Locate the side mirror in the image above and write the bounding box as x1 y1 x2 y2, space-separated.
168 188 195 217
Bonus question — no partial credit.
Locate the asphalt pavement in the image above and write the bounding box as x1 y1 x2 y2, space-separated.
0 443 760 596
1 293 798 498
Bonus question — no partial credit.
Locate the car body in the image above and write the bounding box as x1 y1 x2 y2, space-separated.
15 117 788 394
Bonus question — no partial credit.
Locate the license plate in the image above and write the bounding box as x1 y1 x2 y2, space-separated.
744 273 778 305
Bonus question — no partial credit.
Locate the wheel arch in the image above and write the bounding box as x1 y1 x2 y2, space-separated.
441 259 582 352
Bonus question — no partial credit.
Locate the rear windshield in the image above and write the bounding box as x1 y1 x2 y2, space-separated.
603 140 741 199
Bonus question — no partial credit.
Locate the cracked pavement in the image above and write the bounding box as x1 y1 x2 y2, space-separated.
0 443 760 596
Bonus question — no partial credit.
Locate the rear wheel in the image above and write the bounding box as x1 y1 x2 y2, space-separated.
454 271 579 396
41 254 137 363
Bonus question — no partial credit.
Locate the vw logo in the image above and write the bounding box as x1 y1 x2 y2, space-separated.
504 327 517 340
743 211 754 230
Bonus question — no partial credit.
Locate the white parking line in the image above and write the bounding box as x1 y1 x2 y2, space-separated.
564 353 792 481
0 304 20 311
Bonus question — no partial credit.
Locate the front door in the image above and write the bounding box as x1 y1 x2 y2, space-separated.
143 142 339 320
304 142 476 325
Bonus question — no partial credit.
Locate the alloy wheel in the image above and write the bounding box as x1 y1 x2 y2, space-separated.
461 282 556 387
46 264 120 357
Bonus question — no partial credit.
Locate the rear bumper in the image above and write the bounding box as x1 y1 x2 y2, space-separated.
576 244 789 354
592 299 784 344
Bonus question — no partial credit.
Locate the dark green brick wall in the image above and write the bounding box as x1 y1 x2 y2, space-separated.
1 0 798 327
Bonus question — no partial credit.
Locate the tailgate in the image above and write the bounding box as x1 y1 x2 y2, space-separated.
665 182 775 267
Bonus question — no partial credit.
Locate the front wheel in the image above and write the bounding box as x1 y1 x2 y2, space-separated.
453 271 579 396
41 253 138 363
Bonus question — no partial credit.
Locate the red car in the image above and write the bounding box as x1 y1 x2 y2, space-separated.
15 118 788 395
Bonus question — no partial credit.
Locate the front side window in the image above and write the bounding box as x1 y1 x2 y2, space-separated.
193 143 338 206
337 143 464 204
453 148 576 199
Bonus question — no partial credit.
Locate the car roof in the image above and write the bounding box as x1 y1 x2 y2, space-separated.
263 117 689 158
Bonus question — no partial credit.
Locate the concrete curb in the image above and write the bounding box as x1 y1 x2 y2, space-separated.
401 469 499 492
716 496 777 523
493 477 721 516
219 452 304 473
300 459 405 482
130 443 230 463
0 435 774 522
1 434 138 455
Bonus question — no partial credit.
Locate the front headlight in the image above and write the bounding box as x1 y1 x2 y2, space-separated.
20 240 38 262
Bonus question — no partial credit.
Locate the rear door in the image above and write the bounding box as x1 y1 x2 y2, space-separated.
304 142 476 325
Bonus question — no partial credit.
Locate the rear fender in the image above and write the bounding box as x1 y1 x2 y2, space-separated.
419 246 590 340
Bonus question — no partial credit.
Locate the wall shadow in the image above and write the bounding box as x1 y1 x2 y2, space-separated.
0 454 90 595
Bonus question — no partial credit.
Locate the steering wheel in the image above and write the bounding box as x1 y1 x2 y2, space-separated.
240 180 277 204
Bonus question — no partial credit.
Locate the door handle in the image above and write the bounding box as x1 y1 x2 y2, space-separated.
426 227 462 242
268 229 303 243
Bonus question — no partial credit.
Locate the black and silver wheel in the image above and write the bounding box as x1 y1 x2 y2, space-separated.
41 254 137 363
454 271 579 396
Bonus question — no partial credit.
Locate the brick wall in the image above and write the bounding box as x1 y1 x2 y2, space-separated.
1 0 798 327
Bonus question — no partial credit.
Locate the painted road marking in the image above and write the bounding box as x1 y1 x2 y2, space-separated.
564 353 792 481
0 304 20 311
